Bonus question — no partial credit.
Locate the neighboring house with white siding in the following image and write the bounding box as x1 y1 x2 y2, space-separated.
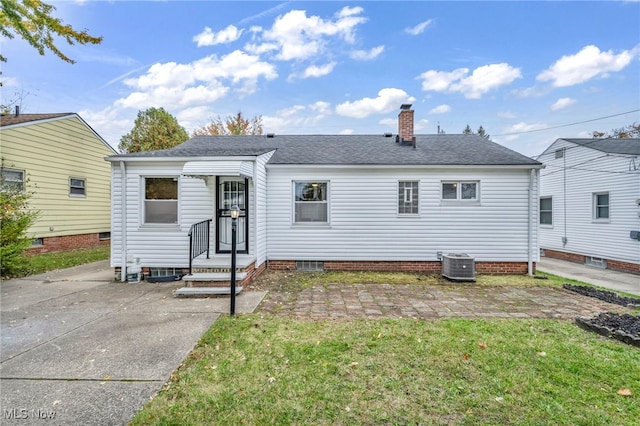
106 105 542 286
1 109 116 253
538 138 640 274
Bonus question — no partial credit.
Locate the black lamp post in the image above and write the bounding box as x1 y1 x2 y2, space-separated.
229 204 240 316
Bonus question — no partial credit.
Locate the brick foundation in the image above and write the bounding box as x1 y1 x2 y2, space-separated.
28 232 110 254
543 248 640 275
268 260 533 275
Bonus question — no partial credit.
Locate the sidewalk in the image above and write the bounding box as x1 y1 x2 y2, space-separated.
537 257 640 296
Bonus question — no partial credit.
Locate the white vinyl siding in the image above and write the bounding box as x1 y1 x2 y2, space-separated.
267 167 537 262
255 151 274 267
539 140 639 265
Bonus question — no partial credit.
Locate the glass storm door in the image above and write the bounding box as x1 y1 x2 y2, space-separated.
216 177 248 253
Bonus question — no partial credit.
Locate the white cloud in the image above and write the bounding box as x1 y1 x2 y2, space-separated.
418 63 522 99
193 25 244 47
116 50 277 109
500 121 548 142
301 62 337 79
248 6 367 61
537 44 638 87
335 88 415 118
429 104 451 114
405 19 433 36
415 118 429 131
550 97 576 111
349 45 384 60
262 101 332 133
498 111 517 119
339 128 354 135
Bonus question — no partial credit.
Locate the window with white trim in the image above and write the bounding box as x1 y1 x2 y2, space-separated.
593 192 609 220
1 168 25 192
294 181 328 223
398 181 419 214
144 177 178 224
69 178 86 197
441 181 478 201
540 196 553 225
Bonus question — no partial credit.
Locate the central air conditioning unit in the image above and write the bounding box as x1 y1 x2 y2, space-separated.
442 253 476 282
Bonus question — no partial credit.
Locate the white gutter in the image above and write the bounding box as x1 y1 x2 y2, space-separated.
119 161 127 282
527 168 535 276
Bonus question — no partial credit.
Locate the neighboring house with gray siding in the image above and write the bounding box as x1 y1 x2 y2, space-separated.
106 105 542 285
538 138 640 274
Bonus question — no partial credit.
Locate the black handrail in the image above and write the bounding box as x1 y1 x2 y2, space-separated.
188 219 212 274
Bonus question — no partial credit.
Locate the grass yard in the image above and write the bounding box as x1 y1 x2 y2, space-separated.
132 315 639 425
2 246 110 279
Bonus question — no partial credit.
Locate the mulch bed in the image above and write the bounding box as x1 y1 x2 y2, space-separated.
564 284 640 347
563 283 640 307
575 313 640 348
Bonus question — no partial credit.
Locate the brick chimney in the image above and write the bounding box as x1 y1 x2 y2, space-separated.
398 104 415 148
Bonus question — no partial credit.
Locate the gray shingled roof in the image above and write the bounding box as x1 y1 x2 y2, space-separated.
561 138 640 155
0 113 74 127
109 134 541 166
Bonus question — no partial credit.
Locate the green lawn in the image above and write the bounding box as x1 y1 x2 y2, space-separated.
131 315 639 425
2 246 110 279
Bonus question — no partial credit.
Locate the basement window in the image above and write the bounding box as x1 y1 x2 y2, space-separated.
99 232 111 240
296 260 325 272
31 238 44 247
585 256 606 269
149 267 181 277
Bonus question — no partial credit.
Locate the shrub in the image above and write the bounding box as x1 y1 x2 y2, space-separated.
1 161 38 278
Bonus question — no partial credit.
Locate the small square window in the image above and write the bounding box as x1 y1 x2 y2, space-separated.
1 168 25 192
398 181 418 214
294 181 328 223
70 178 86 197
145 177 178 224
555 148 564 159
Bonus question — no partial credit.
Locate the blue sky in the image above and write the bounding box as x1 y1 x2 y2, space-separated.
2 1 639 157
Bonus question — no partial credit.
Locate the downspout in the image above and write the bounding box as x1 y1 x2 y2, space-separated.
119 161 127 282
527 168 535 276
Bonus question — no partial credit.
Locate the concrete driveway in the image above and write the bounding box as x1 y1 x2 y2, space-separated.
0 261 266 425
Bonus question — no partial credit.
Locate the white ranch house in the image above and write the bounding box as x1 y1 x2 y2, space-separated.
538 138 640 274
107 106 543 288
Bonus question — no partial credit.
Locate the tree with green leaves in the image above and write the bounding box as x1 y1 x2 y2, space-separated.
592 122 640 139
0 0 102 63
118 107 189 154
192 112 264 136
461 124 490 139
1 160 38 278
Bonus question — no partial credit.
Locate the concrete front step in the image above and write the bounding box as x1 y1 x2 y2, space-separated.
182 272 247 282
174 286 243 297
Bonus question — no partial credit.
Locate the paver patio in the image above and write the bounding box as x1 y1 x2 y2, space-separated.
257 282 632 320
